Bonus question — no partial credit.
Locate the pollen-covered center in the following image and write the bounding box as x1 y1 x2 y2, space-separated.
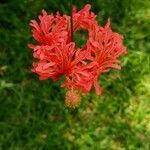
65 90 81 108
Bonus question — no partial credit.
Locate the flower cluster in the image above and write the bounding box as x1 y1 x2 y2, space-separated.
29 4 126 107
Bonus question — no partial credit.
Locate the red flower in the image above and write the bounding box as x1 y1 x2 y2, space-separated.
29 10 68 45
28 4 126 107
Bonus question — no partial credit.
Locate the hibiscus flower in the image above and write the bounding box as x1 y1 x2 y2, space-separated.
28 4 126 107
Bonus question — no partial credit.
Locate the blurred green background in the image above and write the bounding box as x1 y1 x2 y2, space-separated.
0 0 150 149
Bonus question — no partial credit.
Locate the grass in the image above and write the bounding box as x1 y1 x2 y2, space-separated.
0 0 150 149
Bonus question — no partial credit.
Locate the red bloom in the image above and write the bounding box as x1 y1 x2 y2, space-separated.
28 4 126 106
